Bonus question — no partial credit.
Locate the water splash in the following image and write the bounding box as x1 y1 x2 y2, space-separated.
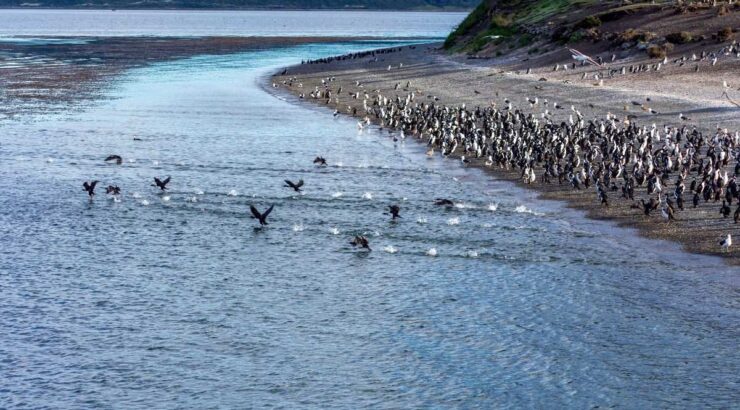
426 248 438 257
447 217 460 226
383 245 398 254
362 192 373 200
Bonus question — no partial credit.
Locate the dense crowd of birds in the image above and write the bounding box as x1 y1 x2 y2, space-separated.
278 59 739 253
300 46 413 66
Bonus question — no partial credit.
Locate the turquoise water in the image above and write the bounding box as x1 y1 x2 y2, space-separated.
0 24 739 409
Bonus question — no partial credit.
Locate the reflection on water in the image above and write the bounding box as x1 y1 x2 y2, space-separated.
0 42 738 408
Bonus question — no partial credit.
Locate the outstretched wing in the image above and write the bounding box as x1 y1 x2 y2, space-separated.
284 179 295 189
296 180 304 188
162 176 171 186
262 205 274 219
154 177 162 186
90 181 98 190
250 205 261 220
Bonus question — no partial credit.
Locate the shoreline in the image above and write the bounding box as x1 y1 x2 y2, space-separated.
0 36 407 120
270 42 740 264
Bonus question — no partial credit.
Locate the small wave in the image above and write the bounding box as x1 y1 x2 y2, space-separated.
482 223 493 228
292 223 305 232
416 217 428 224
140 199 150 206
162 195 171 202
487 203 499 212
332 192 343 198
227 189 238 197
447 217 460 226
152 160 160 166
194 189 204 195
383 245 398 254
185 196 198 203
131 192 142 199
128 158 137 163
426 248 438 257
336 161 343 167
45 157 54 163
454 203 476 209
464 250 479 258
362 192 373 200
329 227 340 235
112 196 122 203
514 205 543 216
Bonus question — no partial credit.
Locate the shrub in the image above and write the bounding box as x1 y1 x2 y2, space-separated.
647 44 667 58
576 15 602 29
718 27 734 42
666 31 693 44
491 14 512 28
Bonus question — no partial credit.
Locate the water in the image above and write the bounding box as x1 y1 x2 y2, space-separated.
0 9 466 37
1 16 739 410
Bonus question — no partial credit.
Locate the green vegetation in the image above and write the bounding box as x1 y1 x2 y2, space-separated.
576 15 601 29
444 1 490 48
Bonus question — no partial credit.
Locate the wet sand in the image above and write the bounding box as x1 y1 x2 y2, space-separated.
0 36 393 119
271 42 740 263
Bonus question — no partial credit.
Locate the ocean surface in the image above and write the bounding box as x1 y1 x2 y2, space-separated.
1 11 739 409
0 9 466 38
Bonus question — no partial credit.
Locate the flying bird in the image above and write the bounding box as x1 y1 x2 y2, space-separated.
350 235 371 251
250 204 274 226
152 176 171 191
386 205 401 220
82 180 99 199
284 179 304 192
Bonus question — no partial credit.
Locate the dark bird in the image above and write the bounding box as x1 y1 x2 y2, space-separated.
82 180 99 198
313 156 327 166
105 185 121 195
386 205 401 220
104 155 123 165
284 179 304 192
152 176 170 191
639 198 659 216
250 204 274 226
720 200 731 218
350 235 371 251
434 198 455 207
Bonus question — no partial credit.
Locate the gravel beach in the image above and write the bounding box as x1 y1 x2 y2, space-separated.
272 42 740 263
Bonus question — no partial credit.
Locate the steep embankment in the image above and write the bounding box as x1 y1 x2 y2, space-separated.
444 0 738 63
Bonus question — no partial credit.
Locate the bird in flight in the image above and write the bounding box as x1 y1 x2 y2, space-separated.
250 204 274 226
152 176 171 191
284 179 304 192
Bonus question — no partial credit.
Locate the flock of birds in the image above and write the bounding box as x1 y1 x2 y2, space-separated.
278 46 739 254
81 154 462 252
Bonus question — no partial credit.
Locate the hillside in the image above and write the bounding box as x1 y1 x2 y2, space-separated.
444 0 738 60
0 0 477 10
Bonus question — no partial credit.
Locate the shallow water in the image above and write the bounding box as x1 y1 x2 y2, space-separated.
1 41 739 408
0 9 466 38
